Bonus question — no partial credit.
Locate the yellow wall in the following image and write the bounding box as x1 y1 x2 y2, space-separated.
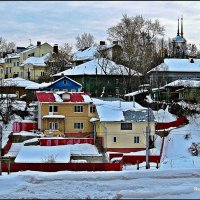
40 102 97 135
3 43 53 79
96 121 155 149
20 43 53 63
20 65 48 81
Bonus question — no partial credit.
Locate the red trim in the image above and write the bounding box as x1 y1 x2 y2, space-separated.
105 148 146 153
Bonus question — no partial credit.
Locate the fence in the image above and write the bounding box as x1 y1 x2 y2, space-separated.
40 138 94 146
156 116 188 130
2 137 13 156
2 161 123 172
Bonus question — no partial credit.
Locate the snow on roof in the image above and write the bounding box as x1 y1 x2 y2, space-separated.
123 148 160 156
20 53 51 67
72 44 120 61
3 77 41 89
42 115 65 119
70 143 100 155
15 145 71 163
4 143 24 157
92 98 151 122
0 58 5 64
13 131 38 136
7 53 20 59
53 58 141 77
124 89 148 97
54 93 63 102
164 79 200 88
148 58 200 73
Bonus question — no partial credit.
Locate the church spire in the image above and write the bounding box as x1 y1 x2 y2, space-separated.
181 15 183 37
177 17 180 36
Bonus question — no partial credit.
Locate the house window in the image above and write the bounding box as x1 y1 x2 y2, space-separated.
49 122 58 130
63 80 67 85
90 106 96 113
63 89 68 92
74 122 83 129
113 137 117 143
134 136 140 144
71 89 76 92
54 89 59 92
17 62 19 66
121 123 132 130
49 105 58 113
41 72 45 76
14 62 16 67
74 105 83 112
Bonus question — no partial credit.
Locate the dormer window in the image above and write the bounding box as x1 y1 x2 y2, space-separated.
63 80 67 85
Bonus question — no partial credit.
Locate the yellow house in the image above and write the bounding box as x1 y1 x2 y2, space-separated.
0 58 5 79
19 53 51 81
92 99 156 153
36 91 97 137
3 41 53 80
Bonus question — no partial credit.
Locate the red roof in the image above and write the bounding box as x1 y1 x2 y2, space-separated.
63 93 84 102
36 92 56 102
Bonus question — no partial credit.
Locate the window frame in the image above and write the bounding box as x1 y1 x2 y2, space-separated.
74 105 83 113
74 122 84 129
134 136 140 144
121 123 132 130
49 105 58 113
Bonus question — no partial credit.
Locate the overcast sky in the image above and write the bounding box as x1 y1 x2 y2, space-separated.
1 1 200 48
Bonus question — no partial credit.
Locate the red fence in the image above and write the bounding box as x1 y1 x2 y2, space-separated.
2 162 123 172
156 116 188 130
40 138 94 146
12 121 38 133
109 153 160 164
2 137 13 156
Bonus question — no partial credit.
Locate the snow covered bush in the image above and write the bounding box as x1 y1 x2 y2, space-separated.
188 142 200 156
42 154 58 163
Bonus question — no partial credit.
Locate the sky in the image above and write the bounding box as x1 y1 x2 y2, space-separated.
1 1 200 49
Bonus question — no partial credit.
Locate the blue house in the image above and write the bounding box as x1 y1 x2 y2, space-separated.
40 76 82 92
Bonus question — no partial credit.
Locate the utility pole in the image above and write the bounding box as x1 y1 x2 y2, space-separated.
146 106 150 169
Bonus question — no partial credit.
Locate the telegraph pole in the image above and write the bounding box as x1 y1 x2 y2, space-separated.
146 105 150 169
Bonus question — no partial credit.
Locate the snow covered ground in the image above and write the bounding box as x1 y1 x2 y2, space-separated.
0 169 200 199
161 114 200 169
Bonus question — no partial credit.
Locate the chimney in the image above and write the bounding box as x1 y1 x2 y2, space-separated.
37 41 41 46
53 44 58 54
100 41 106 45
113 41 118 45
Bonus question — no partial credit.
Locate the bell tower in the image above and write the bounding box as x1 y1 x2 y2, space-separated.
172 16 187 58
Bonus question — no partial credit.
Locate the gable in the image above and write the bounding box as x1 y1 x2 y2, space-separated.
46 76 82 90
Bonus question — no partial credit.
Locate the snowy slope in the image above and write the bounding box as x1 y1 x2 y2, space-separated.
161 114 200 169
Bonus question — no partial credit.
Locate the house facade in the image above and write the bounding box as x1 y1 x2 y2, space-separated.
53 58 141 97
36 92 97 137
3 41 53 80
148 58 200 88
92 99 156 153
40 76 82 92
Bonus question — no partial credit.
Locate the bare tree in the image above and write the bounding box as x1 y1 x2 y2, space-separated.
0 37 16 58
40 43 73 82
75 33 95 50
107 14 165 92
